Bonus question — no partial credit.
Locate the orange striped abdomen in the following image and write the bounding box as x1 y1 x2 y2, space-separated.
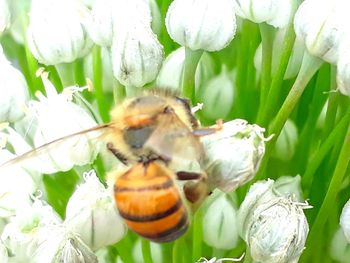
114 162 188 242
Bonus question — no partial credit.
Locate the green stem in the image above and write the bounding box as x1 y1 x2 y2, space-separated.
126 85 139 97
24 43 44 95
181 48 203 103
113 80 126 105
294 65 330 173
321 66 339 140
192 209 203 262
114 237 135 263
93 46 109 122
56 63 75 87
141 239 153 263
302 124 350 261
255 52 323 180
74 58 86 86
172 239 182 263
46 65 63 92
258 23 274 113
243 250 253 263
257 20 296 126
302 107 350 197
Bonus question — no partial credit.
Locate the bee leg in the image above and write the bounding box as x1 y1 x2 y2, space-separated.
183 178 209 205
192 119 223 137
176 171 202 181
106 142 129 165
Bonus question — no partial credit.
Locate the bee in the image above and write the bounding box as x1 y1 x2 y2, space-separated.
1 90 220 242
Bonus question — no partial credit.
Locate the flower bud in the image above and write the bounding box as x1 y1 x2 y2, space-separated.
199 67 235 120
132 240 162 263
7 0 31 44
294 0 350 64
156 47 215 91
33 225 98 263
201 119 266 192
27 0 93 65
330 228 350 263
85 0 153 47
238 179 310 263
254 29 305 80
26 74 101 174
111 22 163 88
1 199 61 261
234 0 293 28
0 0 10 35
340 198 350 243
0 45 29 123
165 0 236 51
271 119 298 161
65 170 127 251
85 0 115 46
202 191 239 250
274 175 303 202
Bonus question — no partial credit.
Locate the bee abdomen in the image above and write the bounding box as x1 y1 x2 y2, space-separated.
114 163 188 242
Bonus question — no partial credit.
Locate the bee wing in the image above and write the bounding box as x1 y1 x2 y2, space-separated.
144 112 203 161
0 124 112 174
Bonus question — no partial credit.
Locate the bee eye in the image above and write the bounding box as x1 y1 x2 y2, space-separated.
163 106 174 113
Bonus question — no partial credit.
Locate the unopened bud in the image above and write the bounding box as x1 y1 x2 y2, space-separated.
238 179 310 263
166 0 236 51
202 192 239 250
202 119 266 192
65 170 127 251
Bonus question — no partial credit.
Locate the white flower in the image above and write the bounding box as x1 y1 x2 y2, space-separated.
27 0 93 65
271 119 298 161
330 228 350 263
111 22 163 88
33 225 98 263
254 28 305 80
165 0 236 51
132 240 162 263
234 0 293 28
25 74 101 174
1 199 61 261
0 45 29 123
199 67 235 120
340 198 350 243
201 119 266 192
238 179 310 263
156 47 215 91
202 191 239 250
294 0 350 64
65 170 127 251
0 0 10 35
